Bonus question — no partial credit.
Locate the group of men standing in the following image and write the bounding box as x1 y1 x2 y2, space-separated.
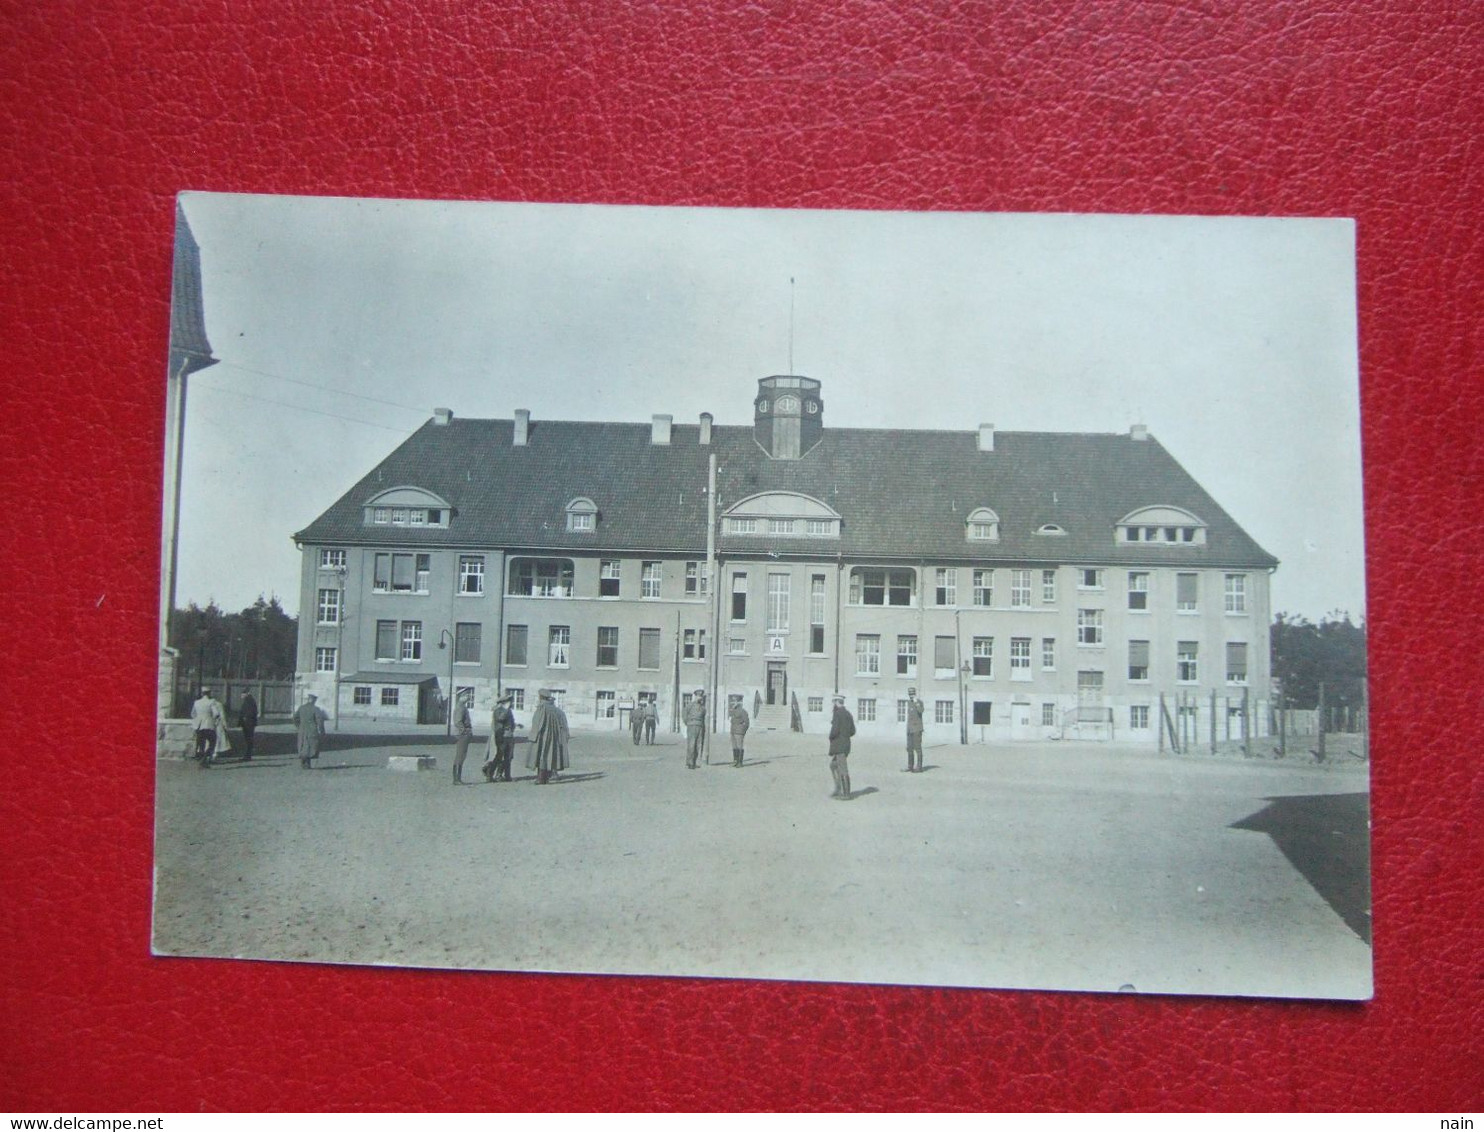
451 687 570 787
629 700 659 746
188 686 262 766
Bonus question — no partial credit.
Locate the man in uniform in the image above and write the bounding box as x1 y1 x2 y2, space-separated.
683 688 707 769
484 691 518 782
526 689 570 785
451 688 475 785
190 687 224 766
904 687 925 772
728 699 751 767
293 692 328 769
828 694 856 800
237 689 259 761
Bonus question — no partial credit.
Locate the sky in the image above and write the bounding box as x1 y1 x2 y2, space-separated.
173 193 1365 622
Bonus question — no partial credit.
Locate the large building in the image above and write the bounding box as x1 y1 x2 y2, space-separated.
293 376 1276 744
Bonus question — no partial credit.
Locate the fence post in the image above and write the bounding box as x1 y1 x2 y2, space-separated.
1209 689 1217 755
1316 682 1327 763
1242 686 1250 753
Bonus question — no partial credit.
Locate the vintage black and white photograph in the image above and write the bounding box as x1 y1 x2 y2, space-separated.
153 193 1370 999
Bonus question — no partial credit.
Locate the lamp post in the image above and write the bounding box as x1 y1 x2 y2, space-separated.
438 628 455 736
959 660 971 746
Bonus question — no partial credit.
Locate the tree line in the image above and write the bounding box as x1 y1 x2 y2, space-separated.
170 596 298 681
1270 612 1367 711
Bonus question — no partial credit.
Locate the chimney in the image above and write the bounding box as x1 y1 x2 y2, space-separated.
513 409 530 446
1130 422 1149 441
433 407 453 426
651 413 673 445
978 423 995 452
699 412 713 445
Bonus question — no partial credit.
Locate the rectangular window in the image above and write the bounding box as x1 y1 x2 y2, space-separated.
1226 642 1248 684
454 622 482 664
1177 573 1199 612
769 518 795 535
314 646 337 672
729 637 746 655
567 510 593 532
767 573 791 632
1042 569 1057 603
638 628 661 671
319 549 347 569
548 625 570 668
596 691 616 719
808 696 824 713
935 567 957 606
1080 568 1104 589
316 588 341 625
391 508 407 525
508 558 574 598
684 561 708 596
683 628 708 661
375 620 397 661
1042 702 1057 726
896 635 918 677
508 688 525 711
1041 637 1056 671
400 621 422 662
1011 569 1032 608
353 685 371 705
505 624 528 666
1128 571 1150 611
935 700 954 725
856 698 877 722
972 701 992 725
375 552 423 593
1010 637 1031 679
972 569 993 607
729 518 758 534
1128 639 1150 681
458 556 485 596
1077 609 1104 646
731 572 748 621
409 508 427 525
597 626 619 668
933 635 956 676
896 699 909 723
373 508 389 524
806 519 833 536
1224 574 1247 614
809 574 826 654
641 561 662 599
1078 670 1105 701
849 568 915 606
1130 705 1150 729
1177 641 1199 682
600 559 621 598
971 636 994 677
380 687 399 706
855 634 881 676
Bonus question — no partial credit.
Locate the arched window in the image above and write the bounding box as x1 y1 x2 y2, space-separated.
362 487 452 528
1116 506 1207 545
966 507 999 541
1036 523 1068 537
724 491 841 538
565 497 598 532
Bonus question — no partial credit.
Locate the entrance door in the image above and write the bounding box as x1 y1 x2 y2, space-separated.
1011 701 1033 740
766 662 787 706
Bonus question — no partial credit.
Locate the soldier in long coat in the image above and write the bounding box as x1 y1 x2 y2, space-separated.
294 693 328 769
483 692 518 782
526 689 570 785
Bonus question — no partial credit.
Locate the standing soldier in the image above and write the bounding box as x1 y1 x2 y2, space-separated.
683 688 707 769
190 687 224 767
293 692 328 770
451 688 475 785
828 694 856 800
728 699 751 767
483 691 518 782
526 689 570 785
643 698 658 745
630 700 645 746
237 689 259 761
904 687 925 773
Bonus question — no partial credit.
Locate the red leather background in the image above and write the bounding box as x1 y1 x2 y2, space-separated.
2 0 1480 1112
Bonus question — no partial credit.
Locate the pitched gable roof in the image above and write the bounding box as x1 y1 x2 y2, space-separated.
294 416 1278 569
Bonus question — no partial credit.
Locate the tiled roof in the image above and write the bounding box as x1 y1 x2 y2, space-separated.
294 417 1278 569
170 202 216 375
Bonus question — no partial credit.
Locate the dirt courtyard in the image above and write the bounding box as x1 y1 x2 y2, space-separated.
152 723 1372 1000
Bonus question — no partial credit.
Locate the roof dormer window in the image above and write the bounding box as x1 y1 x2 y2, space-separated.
966 508 1000 541
724 491 841 539
1037 523 1067 537
363 487 451 528
1116 507 1207 545
565 497 598 532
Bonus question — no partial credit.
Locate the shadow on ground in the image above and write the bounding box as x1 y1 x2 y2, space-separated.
1230 792 1371 944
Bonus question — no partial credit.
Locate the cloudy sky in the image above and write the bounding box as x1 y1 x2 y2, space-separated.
173 193 1365 622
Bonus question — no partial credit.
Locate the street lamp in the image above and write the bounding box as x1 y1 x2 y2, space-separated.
437 628 456 736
